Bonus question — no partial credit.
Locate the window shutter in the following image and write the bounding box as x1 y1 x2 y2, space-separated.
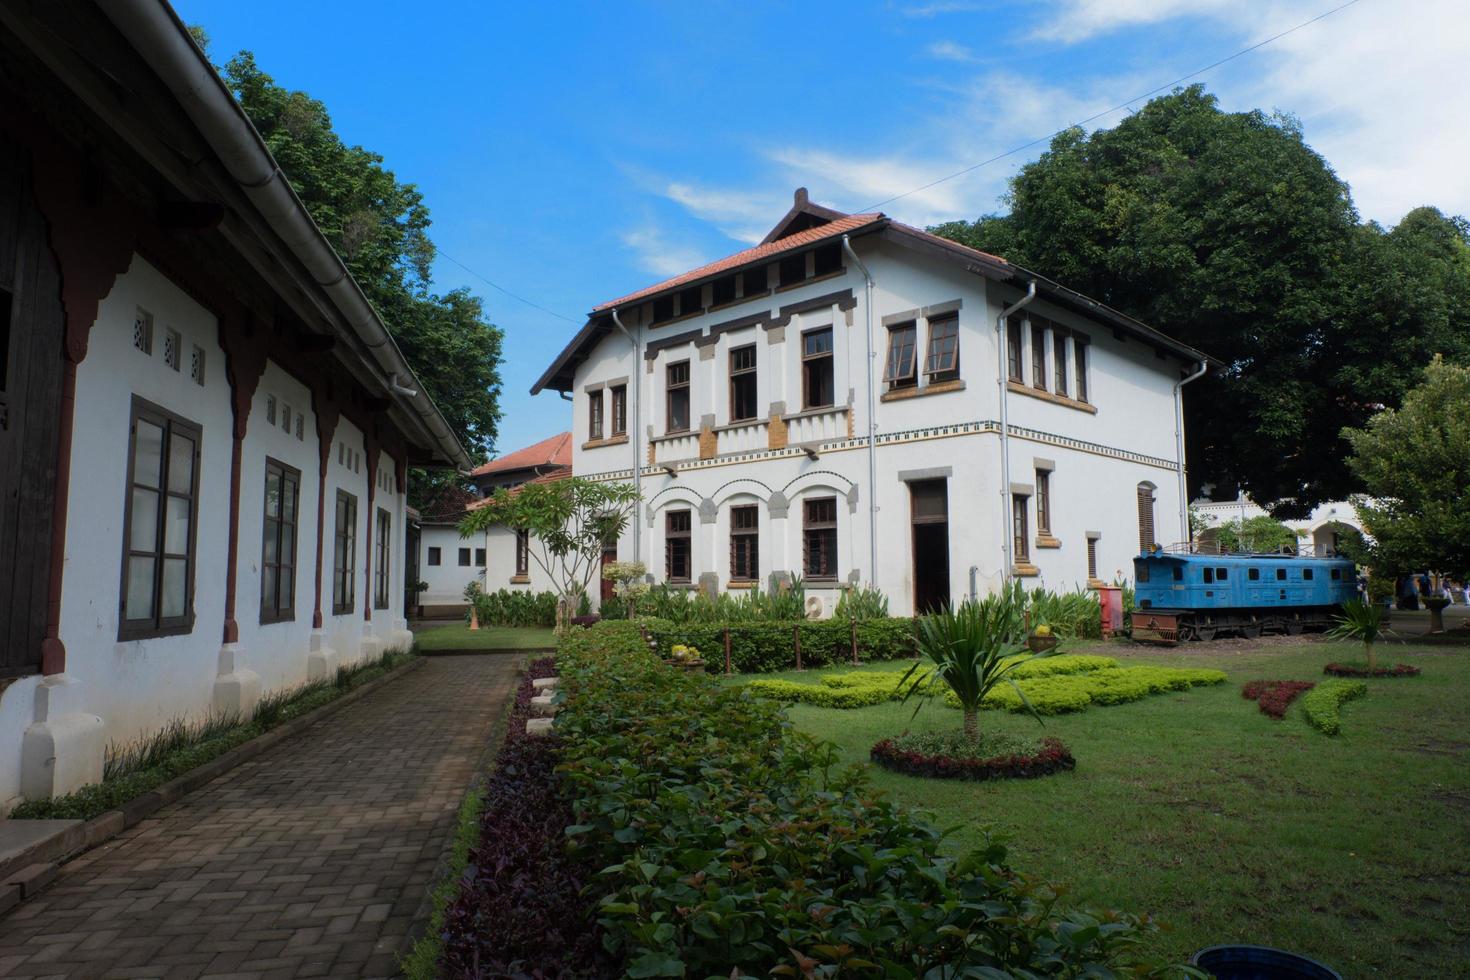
1137 484 1155 552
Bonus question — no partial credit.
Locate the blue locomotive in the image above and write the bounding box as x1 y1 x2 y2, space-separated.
1130 551 1357 643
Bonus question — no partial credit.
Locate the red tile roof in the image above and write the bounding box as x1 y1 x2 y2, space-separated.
594 213 883 312
470 431 572 477
465 469 570 510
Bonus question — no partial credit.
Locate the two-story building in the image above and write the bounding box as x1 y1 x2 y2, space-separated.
532 190 1215 616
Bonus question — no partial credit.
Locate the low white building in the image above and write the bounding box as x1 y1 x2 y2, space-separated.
531 190 1215 616
1193 495 1366 556
0 7 470 807
415 486 488 618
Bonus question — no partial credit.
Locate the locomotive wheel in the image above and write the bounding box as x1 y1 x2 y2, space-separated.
1241 623 1261 640
1286 619 1303 636
1196 626 1217 642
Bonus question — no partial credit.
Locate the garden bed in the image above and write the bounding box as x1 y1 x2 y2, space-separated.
1301 679 1368 735
871 731 1075 781
1242 679 1316 719
1324 662 1421 678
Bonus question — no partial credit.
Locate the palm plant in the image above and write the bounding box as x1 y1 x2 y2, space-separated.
897 598 1054 739
1326 599 1392 670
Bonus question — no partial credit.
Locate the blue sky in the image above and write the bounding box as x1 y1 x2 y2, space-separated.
175 0 1469 458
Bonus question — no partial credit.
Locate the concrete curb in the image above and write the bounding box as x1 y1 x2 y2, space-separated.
0 657 426 900
417 646 556 657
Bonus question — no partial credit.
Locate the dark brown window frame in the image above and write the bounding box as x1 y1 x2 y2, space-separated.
1030 321 1048 391
588 388 604 440
1053 328 1069 395
260 456 301 625
801 327 835 410
729 344 758 422
883 321 917 388
1137 483 1156 553
1087 536 1098 580
458 546 471 567
374 507 391 610
1012 494 1030 562
1006 315 1024 382
1036 469 1052 534
924 315 959 382
802 496 838 581
475 547 486 566
332 490 357 614
610 384 628 436
426 545 441 566
515 528 530 577
666 509 693 583
666 360 691 433
1074 340 1090 403
729 504 759 582
118 396 202 641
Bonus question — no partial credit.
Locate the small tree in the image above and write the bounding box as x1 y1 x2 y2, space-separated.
1326 600 1391 670
459 477 639 627
1342 356 1470 577
1215 515 1299 554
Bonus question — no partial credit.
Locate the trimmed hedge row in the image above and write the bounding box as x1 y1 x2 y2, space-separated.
553 621 1183 978
1324 662 1421 678
871 735 1077 781
643 616 917 673
1302 679 1367 735
945 665 1227 715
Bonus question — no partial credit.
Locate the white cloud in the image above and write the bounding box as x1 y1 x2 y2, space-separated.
925 40 976 61
897 1 986 17
619 227 708 278
661 182 785 244
1033 0 1234 43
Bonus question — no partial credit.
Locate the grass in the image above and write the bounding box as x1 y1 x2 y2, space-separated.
763 637 1469 977
12 649 417 821
412 622 556 651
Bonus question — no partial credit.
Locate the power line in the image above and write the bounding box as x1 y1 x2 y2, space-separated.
862 0 1368 212
436 250 583 324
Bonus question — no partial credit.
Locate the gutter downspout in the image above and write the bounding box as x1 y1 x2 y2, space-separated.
996 281 1037 584
841 236 879 585
1174 360 1209 548
611 309 642 563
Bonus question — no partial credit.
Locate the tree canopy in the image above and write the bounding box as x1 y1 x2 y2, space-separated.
932 85 1470 515
1342 357 1470 576
211 48 504 503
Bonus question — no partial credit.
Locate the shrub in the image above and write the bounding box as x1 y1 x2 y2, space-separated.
944 665 1227 715
645 616 917 672
835 582 889 620
469 588 559 627
1241 679 1316 719
553 621 1183 978
746 677 897 708
1302 679 1367 735
871 732 1076 781
1324 662 1421 678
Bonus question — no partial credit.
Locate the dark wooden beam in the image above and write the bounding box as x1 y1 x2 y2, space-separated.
157 199 225 232
295 331 336 354
362 394 391 413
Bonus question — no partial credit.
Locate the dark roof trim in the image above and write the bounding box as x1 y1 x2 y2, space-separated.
759 187 850 245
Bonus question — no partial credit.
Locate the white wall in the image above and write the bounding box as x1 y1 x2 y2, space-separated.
420 523 483 606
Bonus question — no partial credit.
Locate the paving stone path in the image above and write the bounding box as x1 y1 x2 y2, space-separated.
0 654 521 979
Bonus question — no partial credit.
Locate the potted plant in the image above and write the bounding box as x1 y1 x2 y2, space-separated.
1027 622 1060 654
665 643 706 673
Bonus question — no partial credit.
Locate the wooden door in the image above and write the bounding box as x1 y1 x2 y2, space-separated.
0 134 65 678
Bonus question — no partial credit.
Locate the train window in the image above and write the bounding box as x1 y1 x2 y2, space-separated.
1275 568 1286 581
1331 568 1341 580
1137 564 1149 583
1303 568 1314 581
1172 566 1183 581
1248 568 1260 581
1216 567 1229 581
1203 567 1213 584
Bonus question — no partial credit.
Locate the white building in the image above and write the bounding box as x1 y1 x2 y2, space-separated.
531 190 1215 616
1193 494 1366 556
0 6 470 806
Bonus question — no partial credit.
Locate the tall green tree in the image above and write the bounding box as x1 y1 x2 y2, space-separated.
211 49 503 500
933 85 1470 514
1341 356 1470 577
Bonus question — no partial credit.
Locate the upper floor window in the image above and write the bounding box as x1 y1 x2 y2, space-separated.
120 397 200 640
666 360 690 433
1036 469 1052 534
883 321 917 389
1054 329 1069 395
924 316 959 383
588 389 604 441
742 266 767 297
260 458 300 624
666 510 692 582
729 345 758 422
1031 322 1047 390
802 497 838 580
812 243 842 277
778 254 806 288
1074 341 1090 403
730 504 759 582
651 295 675 324
610 384 628 436
802 328 834 409
677 285 703 318
712 274 737 306
333 491 357 614
1006 315 1023 383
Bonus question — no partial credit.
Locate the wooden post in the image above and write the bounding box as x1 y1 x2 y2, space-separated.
724 627 732 675
794 624 802 671
850 619 858 665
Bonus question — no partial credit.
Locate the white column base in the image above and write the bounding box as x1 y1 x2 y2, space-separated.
358 623 384 664
20 673 104 801
212 643 262 721
388 617 413 653
306 630 339 683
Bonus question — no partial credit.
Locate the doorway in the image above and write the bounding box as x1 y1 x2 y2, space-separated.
599 534 617 603
910 479 950 614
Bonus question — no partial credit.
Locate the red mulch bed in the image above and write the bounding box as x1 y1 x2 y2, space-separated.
869 736 1075 781
1241 679 1315 719
1324 662 1421 678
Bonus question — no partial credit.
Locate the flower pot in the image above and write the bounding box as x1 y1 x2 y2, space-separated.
1190 944 1340 980
664 659 706 673
1424 596 1450 633
1027 634 1059 654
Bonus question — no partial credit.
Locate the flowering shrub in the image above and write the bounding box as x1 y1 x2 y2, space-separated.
553 621 1185 978
871 732 1076 781
1302 679 1368 735
1241 679 1316 719
1324 662 1421 678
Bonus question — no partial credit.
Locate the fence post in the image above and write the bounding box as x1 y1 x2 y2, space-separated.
724 627 732 676
794 624 802 671
850 619 858 666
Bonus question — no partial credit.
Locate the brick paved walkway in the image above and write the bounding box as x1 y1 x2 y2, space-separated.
0 654 521 979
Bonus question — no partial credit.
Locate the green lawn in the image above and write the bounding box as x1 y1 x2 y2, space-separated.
738 637 1469 976
412 622 556 651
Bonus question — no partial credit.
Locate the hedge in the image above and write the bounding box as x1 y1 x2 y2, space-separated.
1302 679 1367 735
643 615 917 673
552 621 1185 978
946 665 1227 715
